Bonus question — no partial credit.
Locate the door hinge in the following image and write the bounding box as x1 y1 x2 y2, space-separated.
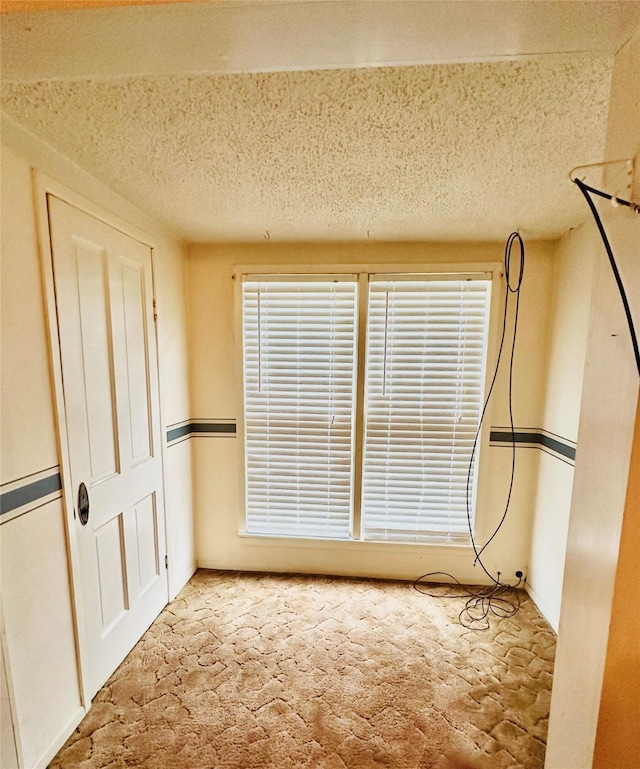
153 299 158 322
165 554 168 570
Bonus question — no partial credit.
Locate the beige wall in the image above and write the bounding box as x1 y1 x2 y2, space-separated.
545 25 640 769
1 641 19 769
593 25 640 767
593 393 640 768
152 208 195 597
527 223 598 629
0 143 83 768
0 146 59 482
0 501 81 768
187 239 554 583
0 120 193 767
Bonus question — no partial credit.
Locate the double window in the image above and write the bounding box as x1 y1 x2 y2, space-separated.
238 267 494 544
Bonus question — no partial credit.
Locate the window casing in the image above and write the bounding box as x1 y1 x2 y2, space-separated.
237 266 496 545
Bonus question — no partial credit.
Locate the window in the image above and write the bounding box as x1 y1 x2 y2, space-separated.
239 269 493 544
242 278 358 538
361 278 491 542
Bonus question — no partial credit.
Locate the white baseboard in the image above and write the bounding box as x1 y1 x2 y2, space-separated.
33 705 85 769
525 583 559 633
194 560 499 587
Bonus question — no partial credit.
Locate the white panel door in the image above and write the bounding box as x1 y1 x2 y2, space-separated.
48 196 168 701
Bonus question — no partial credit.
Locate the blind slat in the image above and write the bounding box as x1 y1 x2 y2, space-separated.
243 279 357 539
361 279 491 542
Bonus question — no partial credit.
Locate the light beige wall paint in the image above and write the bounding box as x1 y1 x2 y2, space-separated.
527 453 574 630
150 212 195 596
154 240 191 427
0 641 19 769
545 25 640 769
187 240 554 582
164 439 194 597
0 143 83 768
0 122 193 765
0 500 82 768
541 224 598 436
593 393 640 768
527 223 598 629
1 145 59 483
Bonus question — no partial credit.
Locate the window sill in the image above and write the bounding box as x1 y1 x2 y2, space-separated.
237 530 476 555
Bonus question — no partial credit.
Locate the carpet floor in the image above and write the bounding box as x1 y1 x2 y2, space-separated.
50 570 555 769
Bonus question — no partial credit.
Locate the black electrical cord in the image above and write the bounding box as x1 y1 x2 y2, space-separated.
414 232 525 630
574 179 640 213
574 178 640 378
472 232 523 566
414 573 522 629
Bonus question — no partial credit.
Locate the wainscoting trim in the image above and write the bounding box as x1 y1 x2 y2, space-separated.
167 419 237 446
0 467 62 523
490 427 576 465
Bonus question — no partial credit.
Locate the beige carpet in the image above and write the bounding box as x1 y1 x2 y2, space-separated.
50 570 555 769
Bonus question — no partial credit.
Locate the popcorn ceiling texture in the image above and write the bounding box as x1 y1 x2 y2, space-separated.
2 55 612 242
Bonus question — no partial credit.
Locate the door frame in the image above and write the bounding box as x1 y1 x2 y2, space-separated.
33 172 171 708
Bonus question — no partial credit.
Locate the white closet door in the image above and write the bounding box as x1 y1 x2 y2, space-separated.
48 196 168 701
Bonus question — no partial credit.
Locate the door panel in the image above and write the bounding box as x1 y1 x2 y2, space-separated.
75 238 119 481
134 493 159 594
48 196 168 701
121 257 152 464
95 514 128 631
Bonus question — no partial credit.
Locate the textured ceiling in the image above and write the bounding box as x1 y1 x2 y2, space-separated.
2 54 613 242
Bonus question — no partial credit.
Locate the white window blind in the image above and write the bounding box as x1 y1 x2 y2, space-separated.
242 278 358 538
361 278 491 543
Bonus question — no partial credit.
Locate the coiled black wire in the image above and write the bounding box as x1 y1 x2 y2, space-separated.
414 232 525 630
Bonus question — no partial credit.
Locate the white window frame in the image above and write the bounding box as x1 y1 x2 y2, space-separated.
233 262 503 547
